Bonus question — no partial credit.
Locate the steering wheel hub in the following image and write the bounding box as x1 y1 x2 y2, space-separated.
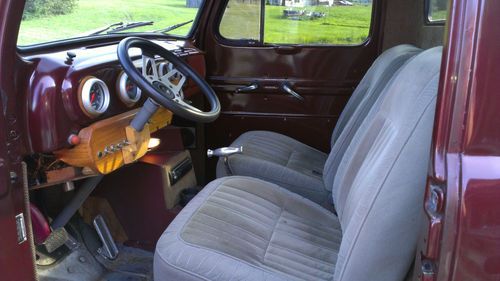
152 81 175 99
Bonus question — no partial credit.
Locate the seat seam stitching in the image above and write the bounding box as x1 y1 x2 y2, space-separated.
210 192 277 221
263 208 283 266
215 186 281 214
193 211 269 243
265 251 335 276
204 200 275 227
282 211 341 232
187 220 266 251
267 243 337 267
264 256 333 280
274 225 341 250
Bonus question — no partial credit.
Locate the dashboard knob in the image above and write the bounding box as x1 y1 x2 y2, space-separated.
67 134 81 146
65 51 77 64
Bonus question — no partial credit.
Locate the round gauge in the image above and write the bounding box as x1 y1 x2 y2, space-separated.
117 72 141 107
79 77 110 118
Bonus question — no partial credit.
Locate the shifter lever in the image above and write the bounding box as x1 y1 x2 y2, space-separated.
207 146 243 158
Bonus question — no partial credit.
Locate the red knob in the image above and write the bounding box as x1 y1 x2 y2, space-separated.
68 134 81 146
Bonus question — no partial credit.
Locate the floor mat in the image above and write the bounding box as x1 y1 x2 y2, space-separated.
37 244 153 281
98 245 154 280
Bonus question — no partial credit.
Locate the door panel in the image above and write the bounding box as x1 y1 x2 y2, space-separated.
210 77 353 115
200 0 383 179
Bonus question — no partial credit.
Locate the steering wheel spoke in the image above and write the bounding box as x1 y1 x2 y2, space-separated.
142 54 160 82
158 69 186 97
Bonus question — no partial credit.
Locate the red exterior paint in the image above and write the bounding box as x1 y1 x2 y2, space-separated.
418 0 500 280
450 0 500 278
0 0 37 280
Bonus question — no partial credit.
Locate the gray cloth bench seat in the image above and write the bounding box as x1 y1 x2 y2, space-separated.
216 44 423 204
155 46 443 281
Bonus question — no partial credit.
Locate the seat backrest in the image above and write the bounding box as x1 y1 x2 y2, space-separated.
324 44 422 191
332 47 443 281
330 45 422 147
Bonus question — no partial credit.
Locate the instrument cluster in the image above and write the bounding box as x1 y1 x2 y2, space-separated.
78 61 176 118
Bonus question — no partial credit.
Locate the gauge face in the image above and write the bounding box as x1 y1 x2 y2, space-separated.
79 77 110 118
117 72 141 106
89 83 106 111
125 80 139 100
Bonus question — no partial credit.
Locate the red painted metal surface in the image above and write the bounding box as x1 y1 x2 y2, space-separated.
24 43 205 153
0 0 37 280
92 161 182 251
451 0 500 278
418 0 500 280
29 203 50 245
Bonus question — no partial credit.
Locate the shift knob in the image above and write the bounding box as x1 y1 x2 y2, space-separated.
207 146 243 158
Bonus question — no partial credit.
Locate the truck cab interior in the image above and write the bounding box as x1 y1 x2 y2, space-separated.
1 0 493 280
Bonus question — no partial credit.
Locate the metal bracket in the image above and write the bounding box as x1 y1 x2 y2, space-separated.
93 215 119 260
15 213 27 244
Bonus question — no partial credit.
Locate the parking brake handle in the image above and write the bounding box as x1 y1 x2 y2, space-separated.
207 146 243 158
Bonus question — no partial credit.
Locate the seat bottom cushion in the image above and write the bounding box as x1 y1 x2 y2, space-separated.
216 131 330 204
154 176 341 281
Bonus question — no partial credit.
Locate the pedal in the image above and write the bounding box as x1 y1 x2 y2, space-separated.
43 227 79 253
93 215 119 260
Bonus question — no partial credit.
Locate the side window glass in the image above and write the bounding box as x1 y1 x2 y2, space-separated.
427 0 447 22
219 0 373 46
264 2 372 45
220 0 261 41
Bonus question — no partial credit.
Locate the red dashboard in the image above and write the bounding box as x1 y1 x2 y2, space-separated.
25 39 205 153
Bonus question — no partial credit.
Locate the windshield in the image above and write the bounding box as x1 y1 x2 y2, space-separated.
17 0 204 46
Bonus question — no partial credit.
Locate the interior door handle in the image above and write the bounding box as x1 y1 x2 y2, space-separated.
235 82 258 93
282 83 305 101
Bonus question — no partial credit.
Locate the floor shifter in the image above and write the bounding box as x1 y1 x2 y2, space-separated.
207 146 243 175
93 215 119 260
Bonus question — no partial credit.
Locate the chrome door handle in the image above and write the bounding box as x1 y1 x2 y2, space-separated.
282 83 305 101
235 83 258 93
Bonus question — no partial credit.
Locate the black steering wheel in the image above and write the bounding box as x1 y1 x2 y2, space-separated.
117 37 220 123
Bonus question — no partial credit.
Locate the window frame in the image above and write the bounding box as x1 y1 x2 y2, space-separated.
424 0 447 26
214 0 377 48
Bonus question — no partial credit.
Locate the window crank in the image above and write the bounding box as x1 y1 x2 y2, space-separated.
282 82 305 101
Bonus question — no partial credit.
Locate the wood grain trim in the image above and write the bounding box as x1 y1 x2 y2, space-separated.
55 108 173 174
